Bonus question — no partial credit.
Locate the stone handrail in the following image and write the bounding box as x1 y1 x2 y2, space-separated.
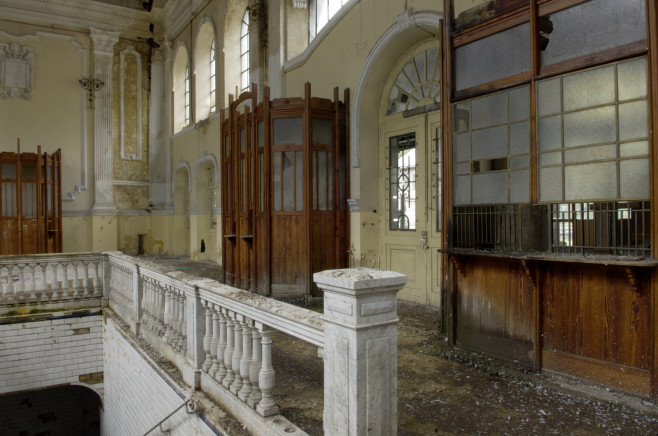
107 252 407 435
0 252 104 307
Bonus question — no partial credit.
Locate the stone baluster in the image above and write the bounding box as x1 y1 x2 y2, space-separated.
230 314 244 395
0 266 7 303
73 262 82 298
216 306 227 382
202 305 213 373
222 310 235 389
45 263 55 301
52 262 62 300
179 292 186 354
156 283 167 336
247 325 262 408
62 263 72 298
33 263 44 303
256 327 278 416
82 261 91 296
163 287 173 342
17 264 26 303
171 292 180 348
238 319 253 401
90 259 100 296
208 308 220 376
141 278 150 327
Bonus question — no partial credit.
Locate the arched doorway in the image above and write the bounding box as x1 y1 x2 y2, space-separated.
173 164 191 257
378 42 442 306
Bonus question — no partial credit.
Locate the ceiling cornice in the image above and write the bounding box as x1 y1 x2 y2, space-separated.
0 0 165 40
162 0 210 40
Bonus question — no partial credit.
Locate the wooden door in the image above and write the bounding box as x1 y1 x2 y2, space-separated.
380 112 442 304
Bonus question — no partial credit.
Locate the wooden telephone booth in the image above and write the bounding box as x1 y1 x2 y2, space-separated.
221 83 349 297
0 143 63 255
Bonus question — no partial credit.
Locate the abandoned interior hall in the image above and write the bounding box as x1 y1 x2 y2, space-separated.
2 0 658 433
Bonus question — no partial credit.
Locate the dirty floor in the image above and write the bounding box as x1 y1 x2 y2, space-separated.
145 257 658 435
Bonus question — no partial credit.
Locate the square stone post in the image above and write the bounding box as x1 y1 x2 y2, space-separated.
130 264 142 336
184 285 205 389
314 268 406 436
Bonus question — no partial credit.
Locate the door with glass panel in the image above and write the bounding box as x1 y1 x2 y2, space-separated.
381 112 441 305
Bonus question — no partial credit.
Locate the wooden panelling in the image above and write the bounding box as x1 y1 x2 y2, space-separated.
456 257 534 341
543 349 650 396
542 263 651 371
271 214 308 289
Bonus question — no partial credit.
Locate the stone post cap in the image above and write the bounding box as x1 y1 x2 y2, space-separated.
314 268 406 292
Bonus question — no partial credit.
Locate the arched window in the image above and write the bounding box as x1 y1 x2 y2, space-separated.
240 10 250 92
386 47 441 115
185 66 191 125
173 45 190 132
210 40 216 113
195 20 217 120
310 0 351 40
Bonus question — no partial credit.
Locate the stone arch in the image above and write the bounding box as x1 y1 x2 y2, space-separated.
173 42 191 132
224 0 250 99
195 17 218 120
350 10 442 210
172 161 192 256
193 153 219 191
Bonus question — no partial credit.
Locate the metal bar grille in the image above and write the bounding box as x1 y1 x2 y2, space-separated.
550 201 650 256
453 205 518 250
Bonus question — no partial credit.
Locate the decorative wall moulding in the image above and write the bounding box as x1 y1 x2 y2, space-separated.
0 42 34 100
292 0 308 8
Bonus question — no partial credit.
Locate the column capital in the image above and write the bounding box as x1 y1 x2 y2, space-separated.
90 28 120 53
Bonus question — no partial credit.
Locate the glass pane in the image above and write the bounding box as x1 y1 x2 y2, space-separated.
2 182 17 216
225 135 230 157
328 151 334 210
620 158 649 198
22 164 36 179
564 162 616 200
510 170 530 203
472 172 507 204
539 166 563 202
454 175 470 205
312 152 318 210
313 118 333 145
453 133 471 162
273 152 282 211
241 159 246 212
389 133 416 230
538 116 562 151
510 156 530 169
318 151 327 210
282 151 295 211
472 126 507 160
509 85 529 122
563 106 616 148
537 78 562 116
620 140 648 157
273 118 303 145
240 129 246 153
471 92 507 129
564 144 616 164
618 100 648 141
618 58 647 101
538 151 562 166
295 151 303 211
258 121 264 148
258 154 264 212
455 23 530 91
540 0 647 67
563 65 615 111
510 121 529 155
1 163 16 179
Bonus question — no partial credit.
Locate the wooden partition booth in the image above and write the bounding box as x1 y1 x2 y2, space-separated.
221 83 349 297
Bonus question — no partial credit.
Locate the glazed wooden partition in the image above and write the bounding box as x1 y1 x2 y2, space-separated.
0 142 62 255
221 83 349 297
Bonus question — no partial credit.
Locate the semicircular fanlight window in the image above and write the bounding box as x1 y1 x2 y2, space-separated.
386 47 441 115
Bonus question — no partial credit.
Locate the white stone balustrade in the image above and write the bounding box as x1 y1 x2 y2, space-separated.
0 253 104 307
101 252 405 436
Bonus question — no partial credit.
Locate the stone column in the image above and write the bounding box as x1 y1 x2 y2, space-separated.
314 268 406 436
90 28 119 213
149 42 173 211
